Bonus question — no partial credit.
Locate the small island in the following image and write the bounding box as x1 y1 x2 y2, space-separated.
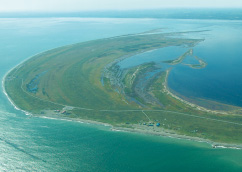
3 31 242 148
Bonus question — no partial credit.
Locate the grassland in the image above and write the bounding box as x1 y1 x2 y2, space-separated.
4 32 242 146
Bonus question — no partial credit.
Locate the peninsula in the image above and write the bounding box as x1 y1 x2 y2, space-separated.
4 31 242 147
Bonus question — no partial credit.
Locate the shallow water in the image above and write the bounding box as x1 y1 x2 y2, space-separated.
1 17 242 171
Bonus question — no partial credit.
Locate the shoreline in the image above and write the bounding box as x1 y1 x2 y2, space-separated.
3 59 242 150
1 46 73 114
162 69 228 115
2 62 26 112
2 47 242 150
34 113 242 150
112 126 242 150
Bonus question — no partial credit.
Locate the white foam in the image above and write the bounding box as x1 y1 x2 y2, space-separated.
214 145 242 150
1 46 72 117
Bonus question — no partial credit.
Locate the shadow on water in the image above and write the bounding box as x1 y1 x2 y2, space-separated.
0 137 47 163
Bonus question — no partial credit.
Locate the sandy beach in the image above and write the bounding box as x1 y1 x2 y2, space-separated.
32 111 242 150
2 53 242 150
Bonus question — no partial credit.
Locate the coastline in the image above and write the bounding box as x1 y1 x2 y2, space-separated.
2 62 25 112
34 112 242 150
2 59 242 150
162 69 228 115
1 46 74 115
112 126 242 150
2 43 242 150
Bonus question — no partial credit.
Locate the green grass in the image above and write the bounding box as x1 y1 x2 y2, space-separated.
4 32 242 144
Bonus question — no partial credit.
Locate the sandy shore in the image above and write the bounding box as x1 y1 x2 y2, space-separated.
2 63 25 111
162 69 228 115
38 113 242 149
112 125 242 150
2 57 242 150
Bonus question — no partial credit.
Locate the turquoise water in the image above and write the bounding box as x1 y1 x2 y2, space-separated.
1 18 242 171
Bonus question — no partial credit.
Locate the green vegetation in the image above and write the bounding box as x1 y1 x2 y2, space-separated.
184 55 207 69
4 32 242 145
163 49 193 65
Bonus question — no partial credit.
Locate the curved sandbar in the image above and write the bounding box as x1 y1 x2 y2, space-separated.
4 31 242 146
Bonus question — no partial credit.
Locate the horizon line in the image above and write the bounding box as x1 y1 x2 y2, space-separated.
1 7 242 13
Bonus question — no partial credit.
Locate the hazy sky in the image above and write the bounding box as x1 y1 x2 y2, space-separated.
1 0 242 12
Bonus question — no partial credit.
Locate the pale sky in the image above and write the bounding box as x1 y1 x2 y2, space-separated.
0 0 242 12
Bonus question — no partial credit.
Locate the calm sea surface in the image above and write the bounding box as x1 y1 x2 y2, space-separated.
118 20 242 108
1 18 242 171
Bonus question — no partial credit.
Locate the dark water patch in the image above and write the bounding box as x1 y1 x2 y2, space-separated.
26 70 48 93
168 26 242 108
0 137 47 163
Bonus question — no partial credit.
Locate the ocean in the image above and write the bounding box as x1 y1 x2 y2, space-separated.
1 17 242 171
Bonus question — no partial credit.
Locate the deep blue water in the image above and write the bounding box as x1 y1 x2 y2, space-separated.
169 23 242 107
1 18 242 171
119 20 242 108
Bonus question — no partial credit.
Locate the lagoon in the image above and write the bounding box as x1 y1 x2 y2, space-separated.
118 20 242 109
